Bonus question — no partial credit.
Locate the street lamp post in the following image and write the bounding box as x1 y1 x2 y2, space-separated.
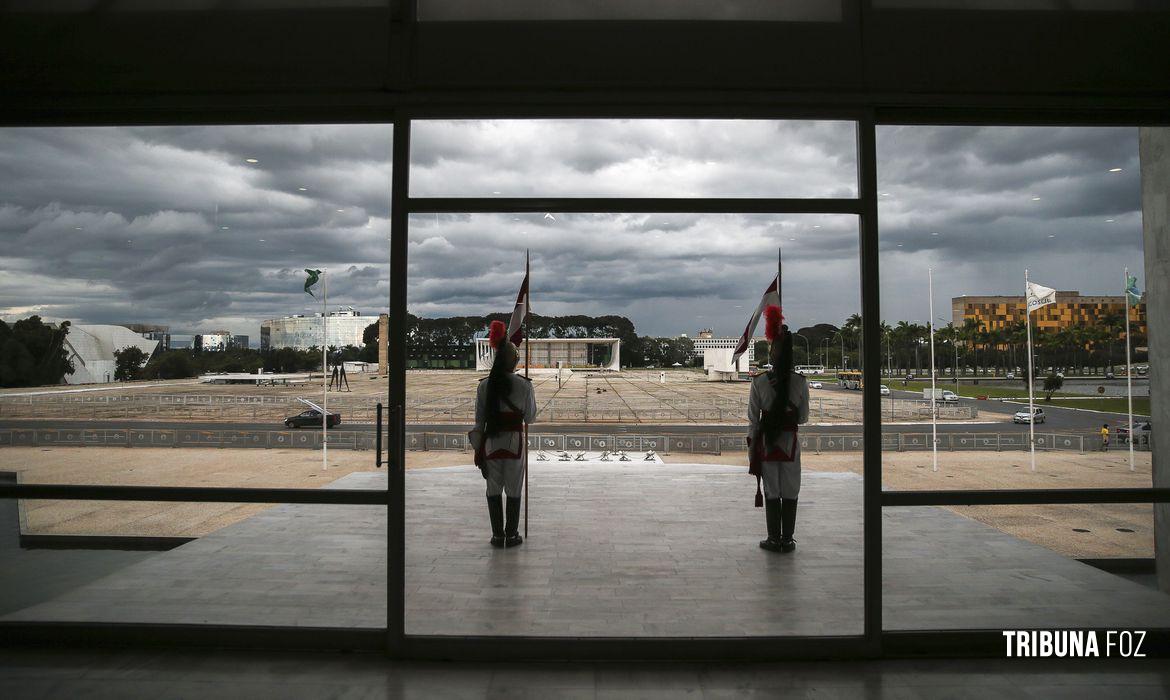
794 332 811 366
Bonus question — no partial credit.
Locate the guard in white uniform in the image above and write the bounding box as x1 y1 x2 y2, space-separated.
475 321 537 548
748 306 810 553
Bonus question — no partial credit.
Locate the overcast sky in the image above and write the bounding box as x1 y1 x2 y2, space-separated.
0 121 1144 339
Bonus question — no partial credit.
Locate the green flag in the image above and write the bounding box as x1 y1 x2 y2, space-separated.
304 269 323 297
1125 273 1141 307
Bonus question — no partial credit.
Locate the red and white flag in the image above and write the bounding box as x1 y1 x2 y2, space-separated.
732 274 780 366
506 261 529 347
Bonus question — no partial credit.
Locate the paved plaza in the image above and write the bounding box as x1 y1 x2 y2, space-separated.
4 464 1169 636
0 370 981 425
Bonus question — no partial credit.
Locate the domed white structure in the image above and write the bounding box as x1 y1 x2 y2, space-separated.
63 325 160 384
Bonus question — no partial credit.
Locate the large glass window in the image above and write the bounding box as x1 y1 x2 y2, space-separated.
403 118 866 639
875 124 1166 632
411 119 858 199
0 124 392 630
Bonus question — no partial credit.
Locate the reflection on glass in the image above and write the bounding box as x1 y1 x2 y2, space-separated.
419 0 844 22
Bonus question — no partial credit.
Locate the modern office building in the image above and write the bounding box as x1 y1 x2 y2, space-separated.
260 309 369 351
124 323 171 352
229 334 250 350
688 329 763 365
194 331 232 352
952 292 1148 335
474 337 620 371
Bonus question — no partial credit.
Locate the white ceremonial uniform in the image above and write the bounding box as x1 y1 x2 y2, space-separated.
747 372 810 499
475 373 538 498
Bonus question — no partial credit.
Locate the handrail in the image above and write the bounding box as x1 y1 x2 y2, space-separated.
882 488 1170 507
0 483 388 505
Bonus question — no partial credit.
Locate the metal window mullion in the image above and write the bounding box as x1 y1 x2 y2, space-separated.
405 197 863 215
0 484 386 505
857 113 882 653
388 117 411 656
882 487 1170 507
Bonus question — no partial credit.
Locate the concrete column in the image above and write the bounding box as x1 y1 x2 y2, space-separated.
377 313 389 377
1139 127 1170 593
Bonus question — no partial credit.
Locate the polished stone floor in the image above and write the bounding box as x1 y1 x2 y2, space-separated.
3 464 1170 635
3 648 1170 699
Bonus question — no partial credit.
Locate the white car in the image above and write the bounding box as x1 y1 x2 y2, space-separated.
941 390 959 402
879 385 890 396
1013 408 1046 424
809 381 823 389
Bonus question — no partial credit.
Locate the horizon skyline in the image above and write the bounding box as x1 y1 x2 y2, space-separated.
1 121 1146 338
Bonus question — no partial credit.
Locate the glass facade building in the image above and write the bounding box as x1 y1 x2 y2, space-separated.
260 311 370 351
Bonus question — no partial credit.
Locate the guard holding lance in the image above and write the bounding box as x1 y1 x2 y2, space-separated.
473 320 536 548
748 305 809 553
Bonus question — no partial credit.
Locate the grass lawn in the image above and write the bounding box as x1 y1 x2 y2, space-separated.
896 380 1073 401
897 380 1147 414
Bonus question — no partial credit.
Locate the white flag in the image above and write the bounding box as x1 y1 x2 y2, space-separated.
1026 281 1056 313
732 274 780 366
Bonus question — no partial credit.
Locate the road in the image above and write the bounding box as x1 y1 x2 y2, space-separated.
864 382 1130 433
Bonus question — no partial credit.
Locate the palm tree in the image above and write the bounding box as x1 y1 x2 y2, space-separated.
1099 311 1123 369
880 321 893 376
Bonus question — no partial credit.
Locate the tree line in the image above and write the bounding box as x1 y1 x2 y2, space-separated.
0 316 74 388
778 314 1147 375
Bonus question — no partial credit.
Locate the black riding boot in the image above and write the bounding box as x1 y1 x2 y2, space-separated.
487 495 505 548
780 498 798 553
759 498 783 552
504 496 523 548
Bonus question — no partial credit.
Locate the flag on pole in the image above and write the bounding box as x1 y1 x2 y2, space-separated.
1126 274 1142 307
507 261 530 347
304 269 323 297
1025 281 1056 313
732 274 780 366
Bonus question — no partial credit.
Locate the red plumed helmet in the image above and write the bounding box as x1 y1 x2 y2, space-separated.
488 320 507 349
764 305 784 342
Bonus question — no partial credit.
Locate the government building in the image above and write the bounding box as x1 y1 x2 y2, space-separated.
260 309 370 351
952 292 1148 335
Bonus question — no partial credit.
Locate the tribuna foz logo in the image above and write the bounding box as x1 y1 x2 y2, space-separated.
1003 630 1147 658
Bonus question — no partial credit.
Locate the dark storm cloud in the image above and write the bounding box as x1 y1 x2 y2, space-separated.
0 121 1145 338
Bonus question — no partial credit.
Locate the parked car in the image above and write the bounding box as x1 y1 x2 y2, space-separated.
879 384 891 396
1013 407 1046 424
941 390 959 402
809 381 823 389
1005 372 1015 380
285 409 341 428
1116 421 1152 445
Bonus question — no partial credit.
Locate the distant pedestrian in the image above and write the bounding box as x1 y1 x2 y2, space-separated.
473 321 537 548
747 306 810 554
1100 424 1110 452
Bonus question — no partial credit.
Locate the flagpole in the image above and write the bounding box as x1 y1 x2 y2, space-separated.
523 249 530 539
322 270 328 471
1125 267 1134 472
929 267 938 473
1025 269 1036 473
778 246 783 314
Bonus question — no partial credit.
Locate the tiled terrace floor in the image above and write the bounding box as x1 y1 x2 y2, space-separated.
4 464 1169 635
